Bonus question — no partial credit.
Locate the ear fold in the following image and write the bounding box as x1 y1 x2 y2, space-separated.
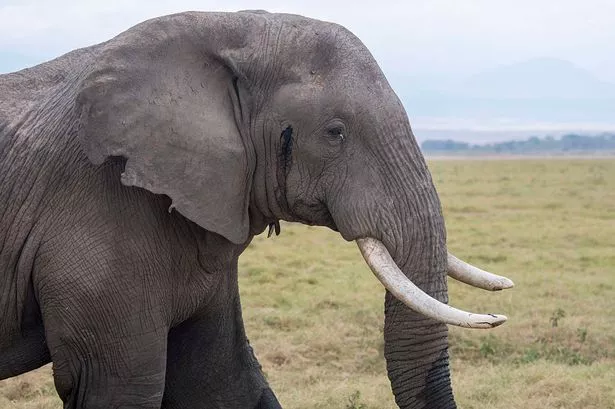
76 18 253 244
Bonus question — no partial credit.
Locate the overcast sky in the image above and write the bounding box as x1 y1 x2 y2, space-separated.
1 0 614 82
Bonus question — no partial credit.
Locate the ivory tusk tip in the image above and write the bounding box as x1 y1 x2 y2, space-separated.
487 314 507 327
468 314 508 329
492 278 515 291
447 252 515 291
500 278 515 289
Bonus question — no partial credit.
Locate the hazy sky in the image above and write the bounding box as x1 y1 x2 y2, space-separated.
1 0 614 81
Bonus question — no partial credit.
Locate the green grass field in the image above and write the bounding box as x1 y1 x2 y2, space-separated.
2 159 614 409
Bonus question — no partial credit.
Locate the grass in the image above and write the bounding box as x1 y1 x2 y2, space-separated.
2 159 614 408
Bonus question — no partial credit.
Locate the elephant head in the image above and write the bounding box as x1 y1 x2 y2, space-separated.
75 11 513 408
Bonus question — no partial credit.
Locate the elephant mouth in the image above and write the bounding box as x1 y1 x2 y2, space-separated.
288 199 338 231
356 238 513 329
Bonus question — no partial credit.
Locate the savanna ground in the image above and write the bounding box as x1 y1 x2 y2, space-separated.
1 159 614 408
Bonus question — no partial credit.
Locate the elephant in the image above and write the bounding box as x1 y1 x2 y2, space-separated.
0 10 514 409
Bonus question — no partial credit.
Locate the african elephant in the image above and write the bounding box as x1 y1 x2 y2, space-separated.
0 10 513 409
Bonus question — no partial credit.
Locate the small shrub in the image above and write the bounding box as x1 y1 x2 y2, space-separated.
577 327 588 343
550 308 566 328
346 391 367 409
479 339 496 357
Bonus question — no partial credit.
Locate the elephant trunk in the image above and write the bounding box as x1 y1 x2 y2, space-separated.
363 138 456 408
338 155 454 407
388 194 455 409
384 294 455 409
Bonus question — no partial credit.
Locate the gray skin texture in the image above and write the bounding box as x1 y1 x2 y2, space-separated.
0 10 453 409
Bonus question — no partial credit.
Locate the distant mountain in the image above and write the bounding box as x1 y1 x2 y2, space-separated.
394 58 615 125
459 58 615 99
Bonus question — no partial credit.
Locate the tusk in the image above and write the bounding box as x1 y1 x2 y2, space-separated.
356 238 507 329
447 253 514 291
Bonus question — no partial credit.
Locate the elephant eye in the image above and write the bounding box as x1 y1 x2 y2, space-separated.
326 126 345 141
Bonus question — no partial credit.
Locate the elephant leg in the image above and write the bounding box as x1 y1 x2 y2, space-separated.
0 324 50 380
162 290 275 409
254 388 283 409
36 262 169 408
0 279 51 379
40 299 168 408
46 334 167 409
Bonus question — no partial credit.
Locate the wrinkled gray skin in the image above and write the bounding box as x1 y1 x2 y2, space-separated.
0 11 453 409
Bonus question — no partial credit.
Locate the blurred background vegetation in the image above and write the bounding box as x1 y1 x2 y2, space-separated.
422 133 615 155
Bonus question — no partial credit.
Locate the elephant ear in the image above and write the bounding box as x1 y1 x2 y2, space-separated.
75 18 253 244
